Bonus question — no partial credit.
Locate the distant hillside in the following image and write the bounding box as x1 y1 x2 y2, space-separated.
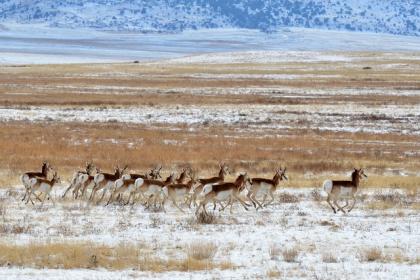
0 0 418 36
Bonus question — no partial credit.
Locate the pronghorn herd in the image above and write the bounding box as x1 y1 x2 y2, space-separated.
20 161 368 214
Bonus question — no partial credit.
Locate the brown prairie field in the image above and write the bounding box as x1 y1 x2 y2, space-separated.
1 52 420 189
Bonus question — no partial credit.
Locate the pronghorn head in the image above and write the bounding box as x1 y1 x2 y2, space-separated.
279 167 288 181
41 161 51 175
353 168 367 180
114 165 127 177
85 162 95 174
165 173 176 184
52 171 61 184
150 166 162 179
235 172 248 191
274 167 288 181
219 163 230 176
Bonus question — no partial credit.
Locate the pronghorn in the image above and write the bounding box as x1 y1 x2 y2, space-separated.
175 167 190 184
107 166 163 205
190 163 230 207
89 165 127 204
21 161 51 202
247 167 288 209
26 171 60 206
323 168 367 213
196 173 250 215
162 170 197 212
134 173 176 210
124 166 163 181
62 162 95 198
77 167 101 199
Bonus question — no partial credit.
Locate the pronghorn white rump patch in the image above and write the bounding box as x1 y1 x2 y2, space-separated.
201 184 213 196
323 180 333 193
114 178 125 190
94 173 105 184
134 178 144 189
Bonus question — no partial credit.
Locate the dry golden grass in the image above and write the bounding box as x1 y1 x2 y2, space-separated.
1 122 419 189
187 241 218 261
359 247 383 262
266 267 282 278
282 246 299 263
0 242 234 271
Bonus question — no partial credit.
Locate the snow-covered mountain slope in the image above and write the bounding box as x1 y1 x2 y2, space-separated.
1 24 420 65
0 0 418 36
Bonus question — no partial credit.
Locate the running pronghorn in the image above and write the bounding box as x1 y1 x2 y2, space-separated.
190 163 230 207
323 168 367 213
77 166 101 199
162 170 197 212
247 167 288 209
196 173 250 215
124 166 163 181
134 173 176 209
89 165 127 204
107 166 164 205
175 167 191 184
62 162 95 198
21 161 52 202
26 171 60 206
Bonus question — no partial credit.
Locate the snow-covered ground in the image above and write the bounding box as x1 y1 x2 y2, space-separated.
0 186 418 279
1 24 420 64
1 103 420 135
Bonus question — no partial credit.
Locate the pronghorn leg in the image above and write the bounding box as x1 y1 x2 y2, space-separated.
251 193 264 210
62 183 74 198
247 191 257 208
145 194 154 209
97 188 107 204
105 192 114 206
261 194 268 206
40 193 48 208
88 185 98 201
125 192 133 205
196 196 210 215
71 183 81 199
221 197 232 212
48 193 55 206
348 195 356 212
172 198 185 213
233 193 249 211
26 189 35 205
333 199 346 213
21 186 28 201
326 195 336 213
264 190 275 207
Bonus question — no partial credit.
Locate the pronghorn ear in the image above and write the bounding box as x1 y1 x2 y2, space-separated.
283 167 287 172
